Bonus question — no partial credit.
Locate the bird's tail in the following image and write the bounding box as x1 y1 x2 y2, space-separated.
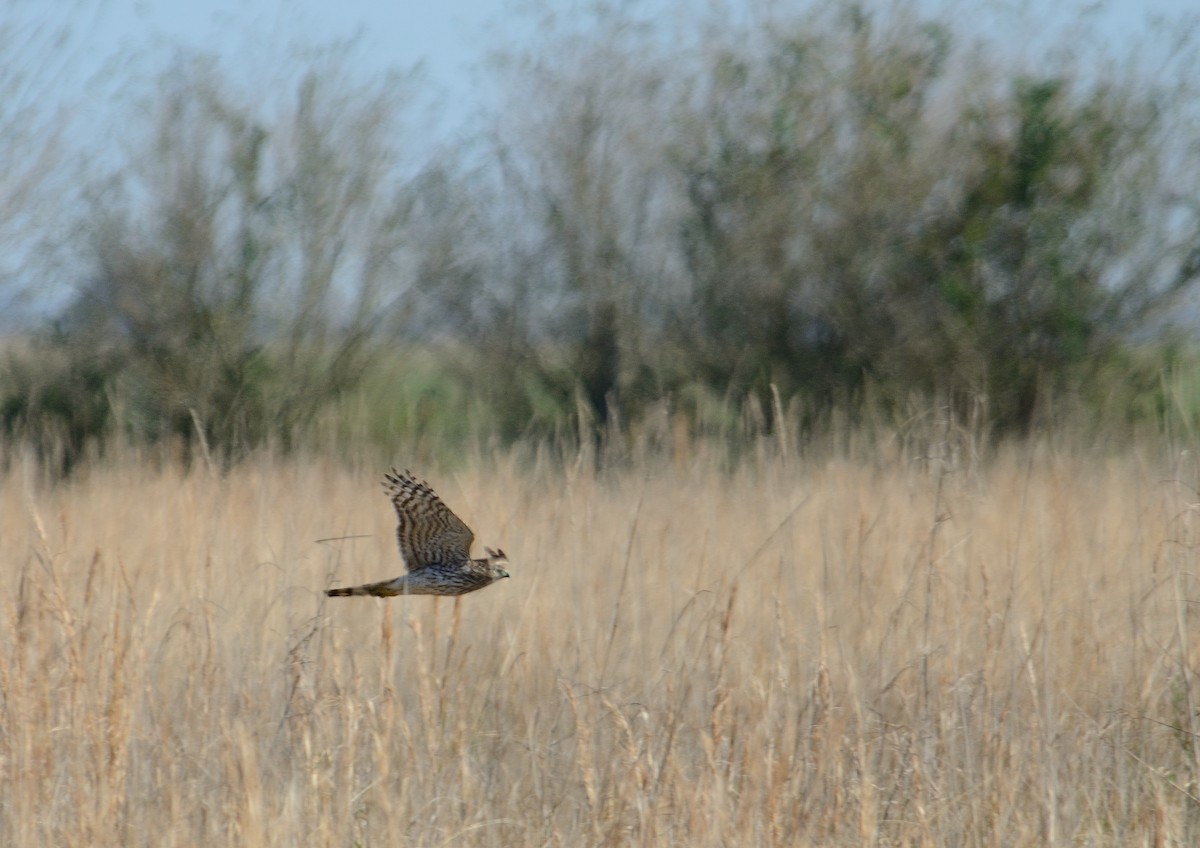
325 578 400 598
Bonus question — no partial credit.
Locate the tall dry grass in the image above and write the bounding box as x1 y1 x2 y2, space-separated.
2 442 1200 845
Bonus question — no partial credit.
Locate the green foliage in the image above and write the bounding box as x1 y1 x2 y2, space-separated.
0 340 113 475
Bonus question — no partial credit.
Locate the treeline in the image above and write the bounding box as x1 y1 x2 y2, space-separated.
3 2 1200 472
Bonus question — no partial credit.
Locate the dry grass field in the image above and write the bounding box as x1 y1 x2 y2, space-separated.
3 443 1200 845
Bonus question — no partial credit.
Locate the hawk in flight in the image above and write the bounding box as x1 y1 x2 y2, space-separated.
325 469 509 598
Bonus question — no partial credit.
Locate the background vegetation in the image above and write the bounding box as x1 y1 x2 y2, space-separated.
3 2 1200 473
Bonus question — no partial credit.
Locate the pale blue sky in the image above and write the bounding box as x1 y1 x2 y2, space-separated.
90 0 501 86
45 0 1200 140
87 0 1198 73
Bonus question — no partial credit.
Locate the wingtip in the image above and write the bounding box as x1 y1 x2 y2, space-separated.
383 467 423 487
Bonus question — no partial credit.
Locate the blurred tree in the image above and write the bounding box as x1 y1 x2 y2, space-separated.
670 8 955 423
667 4 1200 434
42 52 424 465
0 2 108 473
475 8 679 439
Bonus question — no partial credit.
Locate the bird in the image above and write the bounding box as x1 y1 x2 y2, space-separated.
325 469 510 598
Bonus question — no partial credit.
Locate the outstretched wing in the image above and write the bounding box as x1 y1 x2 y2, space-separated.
383 469 474 571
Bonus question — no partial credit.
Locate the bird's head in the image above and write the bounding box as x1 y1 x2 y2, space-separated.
485 547 510 580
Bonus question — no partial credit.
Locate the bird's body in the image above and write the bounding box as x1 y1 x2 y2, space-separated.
325 559 505 597
325 469 509 598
